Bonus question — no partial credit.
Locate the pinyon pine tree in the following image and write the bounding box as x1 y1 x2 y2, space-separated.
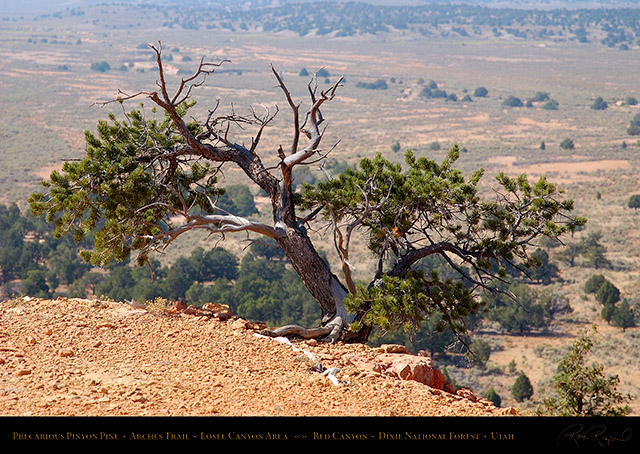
540 327 632 416
29 42 586 344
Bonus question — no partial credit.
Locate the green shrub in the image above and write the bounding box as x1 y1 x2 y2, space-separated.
590 96 608 110
628 194 640 210
512 372 534 402
473 86 488 97
483 388 502 407
595 280 620 306
584 274 606 294
90 61 110 72
502 95 523 107
356 79 388 90
628 113 640 136
559 138 575 150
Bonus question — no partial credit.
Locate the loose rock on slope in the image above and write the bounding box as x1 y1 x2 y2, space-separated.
0 297 517 417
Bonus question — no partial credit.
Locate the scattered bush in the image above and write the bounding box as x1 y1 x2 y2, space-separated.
473 86 488 97
21 270 51 299
90 61 111 72
611 299 637 331
502 95 523 107
420 86 448 99
356 79 388 90
559 138 575 150
628 194 640 210
627 113 640 136
595 280 620 306
584 274 606 294
530 91 550 102
470 339 491 368
591 96 608 110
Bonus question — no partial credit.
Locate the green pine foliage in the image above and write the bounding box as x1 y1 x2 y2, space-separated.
300 146 585 341
186 247 320 327
217 184 258 217
0 203 45 285
21 270 51 299
29 101 221 268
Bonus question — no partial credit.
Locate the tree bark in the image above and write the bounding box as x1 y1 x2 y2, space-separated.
270 174 353 332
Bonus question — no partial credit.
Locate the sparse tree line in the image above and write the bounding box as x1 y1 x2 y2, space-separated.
417 79 473 103
416 81 640 146
21 2 640 50
97 2 640 48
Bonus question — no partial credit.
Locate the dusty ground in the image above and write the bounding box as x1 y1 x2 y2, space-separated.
0 297 517 418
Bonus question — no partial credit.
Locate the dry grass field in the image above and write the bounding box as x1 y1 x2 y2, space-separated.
1 4 640 416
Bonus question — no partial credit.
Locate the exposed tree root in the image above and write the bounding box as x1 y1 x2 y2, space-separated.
259 316 345 342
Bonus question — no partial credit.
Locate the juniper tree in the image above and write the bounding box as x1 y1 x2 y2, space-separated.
512 372 534 402
29 42 585 344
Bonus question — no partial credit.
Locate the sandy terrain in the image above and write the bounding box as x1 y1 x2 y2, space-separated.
0 297 516 418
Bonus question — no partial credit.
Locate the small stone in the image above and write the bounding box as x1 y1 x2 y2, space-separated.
26 336 37 345
455 387 478 402
16 368 32 376
378 344 407 354
59 348 74 357
201 303 232 321
232 319 248 330
97 322 117 329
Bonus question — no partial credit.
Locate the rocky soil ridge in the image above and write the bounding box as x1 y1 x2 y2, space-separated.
0 296 518 416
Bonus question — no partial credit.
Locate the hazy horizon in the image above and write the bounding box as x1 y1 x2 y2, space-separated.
3 0 640 19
